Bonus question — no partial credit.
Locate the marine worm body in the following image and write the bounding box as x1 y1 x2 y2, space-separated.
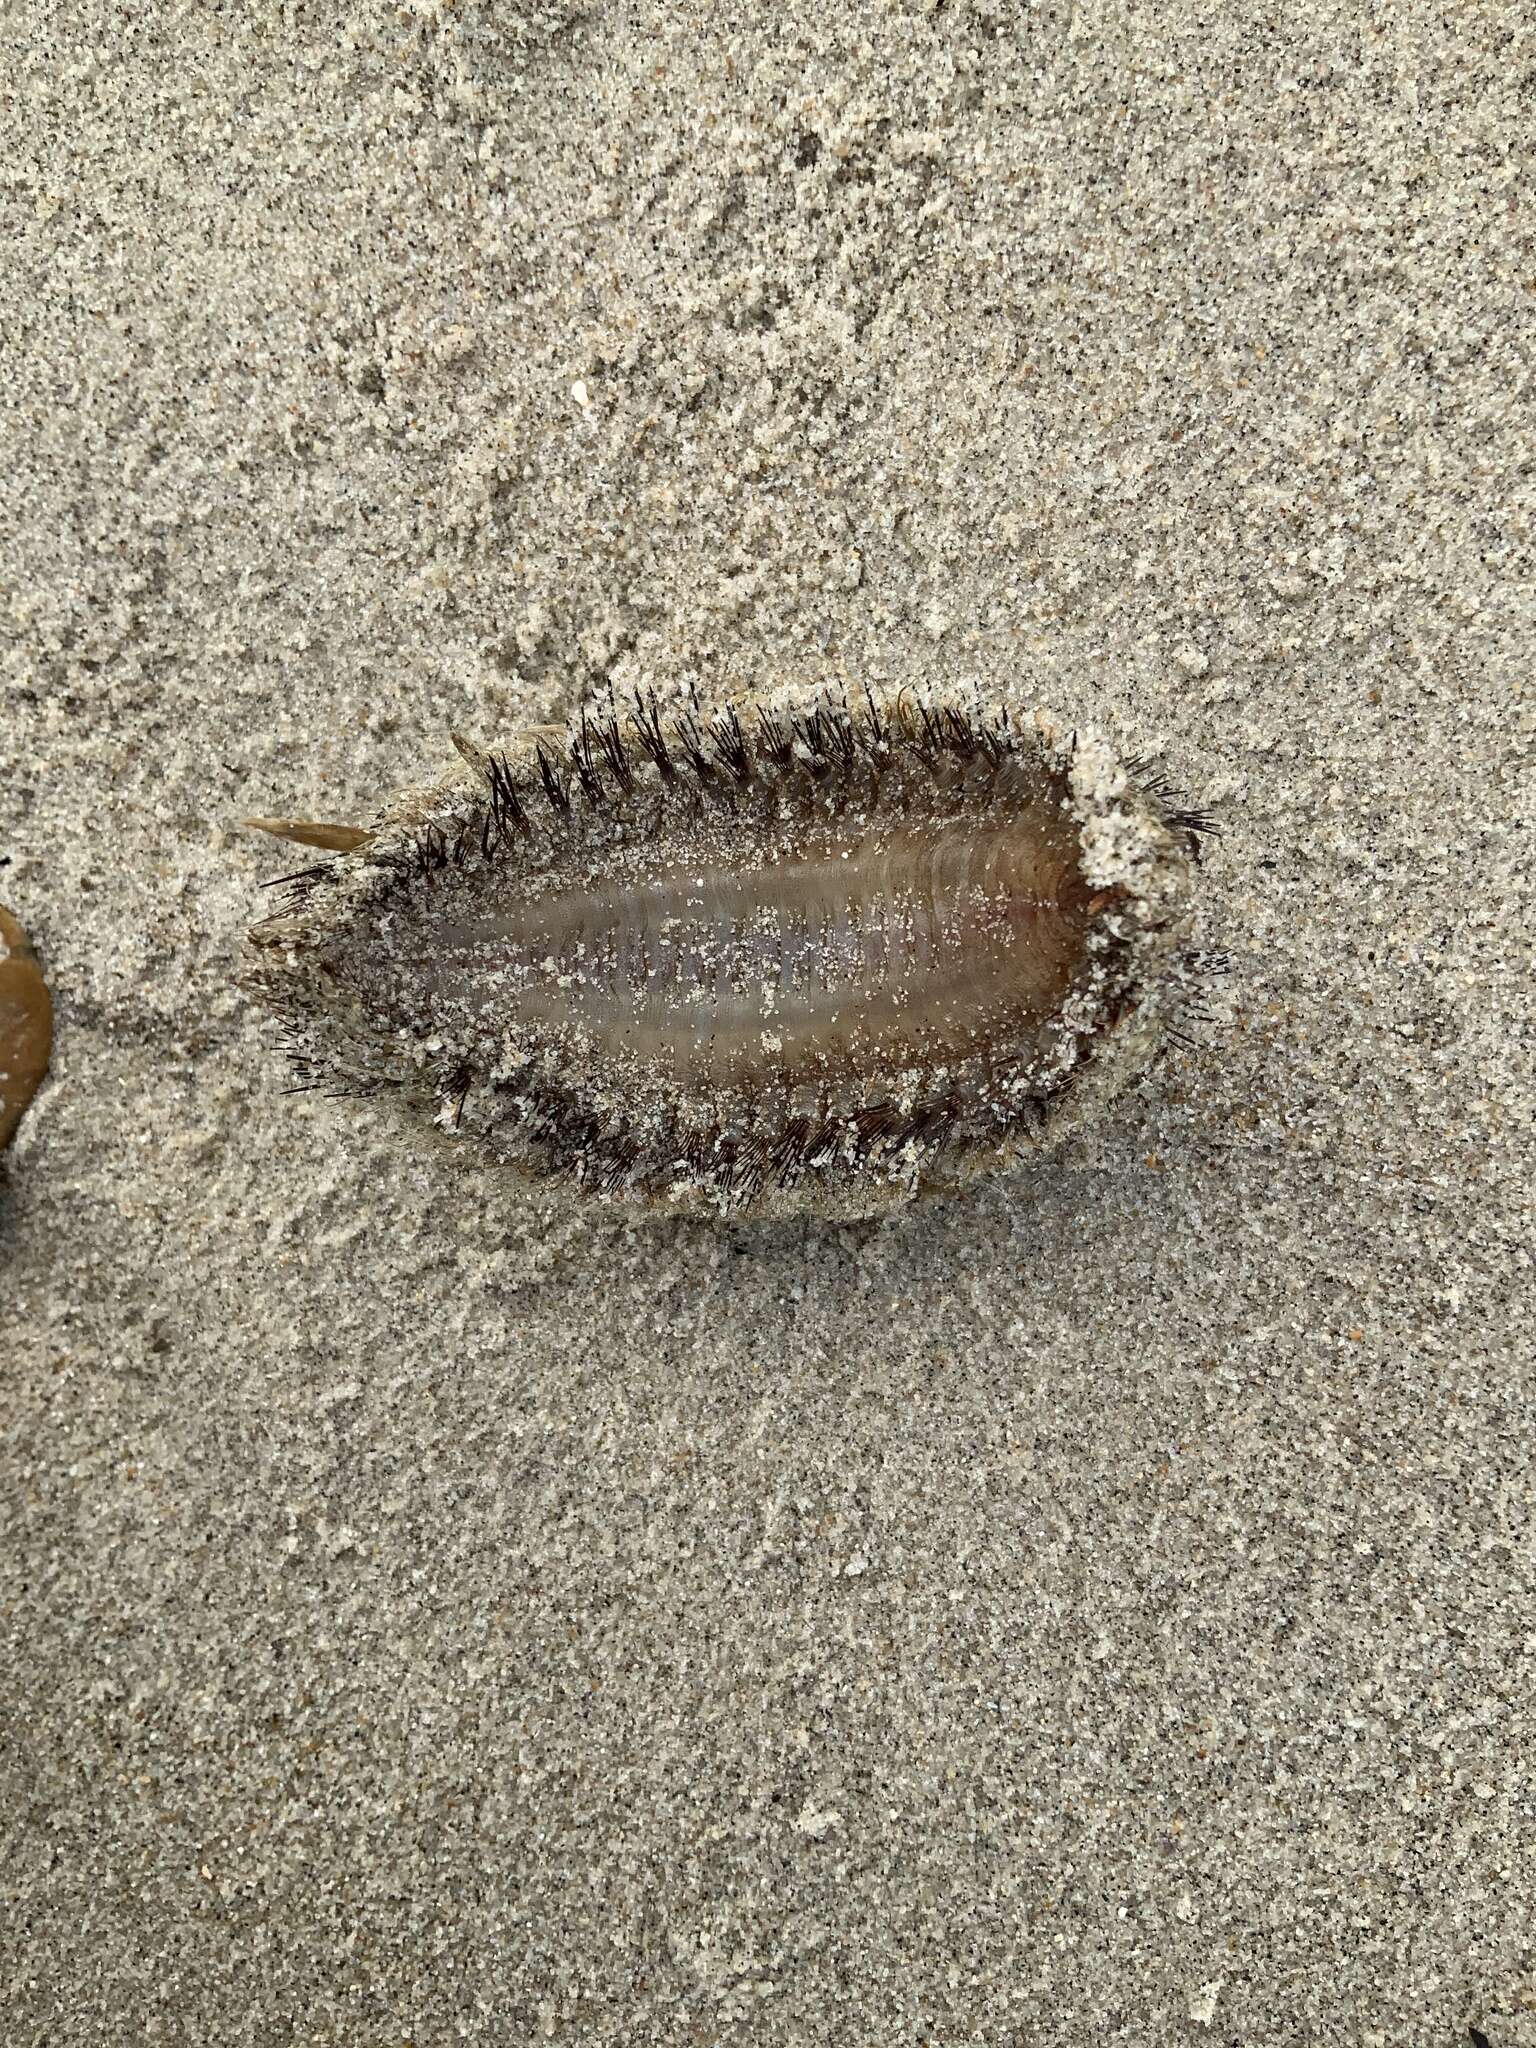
246 691 1207 1217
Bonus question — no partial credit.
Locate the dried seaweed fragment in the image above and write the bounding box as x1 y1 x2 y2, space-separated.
0 906 52 1152
245 691 1209 1218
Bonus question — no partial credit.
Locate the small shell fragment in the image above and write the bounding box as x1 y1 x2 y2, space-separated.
246 690 1209 1218
0 906 52 1152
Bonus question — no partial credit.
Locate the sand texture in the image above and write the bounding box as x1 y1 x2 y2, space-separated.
2 2 1532 2041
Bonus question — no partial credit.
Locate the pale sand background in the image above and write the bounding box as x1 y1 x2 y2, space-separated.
2 3 1532 2042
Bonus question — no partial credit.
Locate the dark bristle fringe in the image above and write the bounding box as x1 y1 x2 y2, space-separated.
278 1036 390 1103
536 744 572 816
710 706 752 783
569 715 602 805
1168 806 1221 846
673 708 714 783
631 691 677 780
823 700 859 773
365 842 418 881
595 708 634 792
907 699 946 765
486 753 528 845
942 704 977 757
521 1084 977 1210
259 860 343 905
424 688 1039 871
415 822 449 879
438 1059 474 1129
1187 947 1231 980
327 1010 1094 1214
789 703 824 765
1126 751 1219 857
571 707 633 806
756 705 793 769
263 694 1085 920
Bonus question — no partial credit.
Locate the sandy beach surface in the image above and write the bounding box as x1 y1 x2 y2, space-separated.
3 2 1531 2041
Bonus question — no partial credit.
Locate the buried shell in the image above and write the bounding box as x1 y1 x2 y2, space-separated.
245 690 1211 1219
